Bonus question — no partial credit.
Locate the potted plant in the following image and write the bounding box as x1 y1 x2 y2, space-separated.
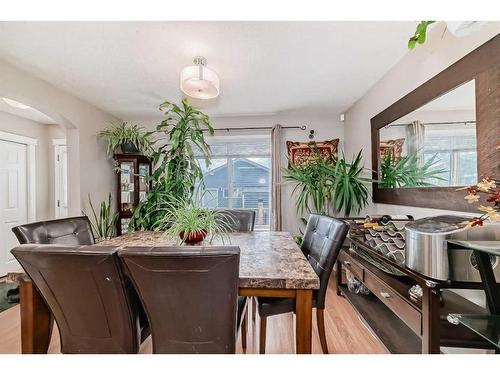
156 195 232 244
82 193 119 241
99 122 154 155
129 99 214 230
283 150 373 218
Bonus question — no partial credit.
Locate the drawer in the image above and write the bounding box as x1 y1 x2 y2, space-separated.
364 269 422 335
340 253 364 282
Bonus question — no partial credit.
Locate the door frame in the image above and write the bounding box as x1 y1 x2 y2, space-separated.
52 138 67 218
0 130 37 222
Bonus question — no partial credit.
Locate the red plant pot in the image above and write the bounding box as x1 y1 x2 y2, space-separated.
179 229 208 244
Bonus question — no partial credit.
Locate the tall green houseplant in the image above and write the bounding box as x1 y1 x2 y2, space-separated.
129 99 214 230
283 150 372 218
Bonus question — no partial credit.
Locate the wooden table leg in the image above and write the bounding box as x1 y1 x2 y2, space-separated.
421 285 440 354
19 277 53 354
295 289 313 354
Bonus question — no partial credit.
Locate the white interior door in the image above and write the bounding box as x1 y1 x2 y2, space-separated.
0 139 28 276
54 144 68 218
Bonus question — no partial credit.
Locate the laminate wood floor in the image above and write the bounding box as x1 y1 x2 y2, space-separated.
0 278 386 354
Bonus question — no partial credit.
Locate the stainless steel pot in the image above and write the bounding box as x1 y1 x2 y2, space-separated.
405 215 500 281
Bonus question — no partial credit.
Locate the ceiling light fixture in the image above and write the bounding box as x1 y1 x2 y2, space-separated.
2 97 30 110
180 56 220 100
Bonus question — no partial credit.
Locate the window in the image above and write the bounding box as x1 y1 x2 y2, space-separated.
196 137 271 230
423 123 477 186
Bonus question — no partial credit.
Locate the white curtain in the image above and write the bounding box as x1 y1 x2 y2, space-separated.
406 120 425 165
270 124 282 231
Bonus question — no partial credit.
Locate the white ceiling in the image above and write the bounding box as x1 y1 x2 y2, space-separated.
0 22 416 120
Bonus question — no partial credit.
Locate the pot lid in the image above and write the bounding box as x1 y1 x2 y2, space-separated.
405 215 470 234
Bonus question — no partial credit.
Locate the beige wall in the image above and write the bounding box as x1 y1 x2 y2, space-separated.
0 59 119 216
130 113 345 234
0 111 65 220
343 23 500 315
344 22 500 219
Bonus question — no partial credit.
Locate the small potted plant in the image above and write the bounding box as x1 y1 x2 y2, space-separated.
82 193 119 241
157 195 233 244
99 122 154 155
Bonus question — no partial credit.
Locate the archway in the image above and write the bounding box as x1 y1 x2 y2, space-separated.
0 91 81 216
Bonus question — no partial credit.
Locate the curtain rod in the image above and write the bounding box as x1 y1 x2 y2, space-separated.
203 125 307 132
388 120 476 127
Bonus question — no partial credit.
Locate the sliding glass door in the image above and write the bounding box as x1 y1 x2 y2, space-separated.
197 137 271 230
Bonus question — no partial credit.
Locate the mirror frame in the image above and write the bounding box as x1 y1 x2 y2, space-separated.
371 35 500 212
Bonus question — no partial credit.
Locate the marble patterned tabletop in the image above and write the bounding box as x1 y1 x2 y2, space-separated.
101 231 320 290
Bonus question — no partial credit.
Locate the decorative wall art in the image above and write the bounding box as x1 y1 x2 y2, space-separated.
286 139 339 166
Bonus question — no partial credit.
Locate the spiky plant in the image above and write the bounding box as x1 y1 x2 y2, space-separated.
98 122 154 155
380 151 448 188
82 193 118 240
157 194 234 244
283 150 373 218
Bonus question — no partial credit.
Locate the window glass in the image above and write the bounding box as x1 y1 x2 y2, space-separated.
423 123 477 186
197 138 271 230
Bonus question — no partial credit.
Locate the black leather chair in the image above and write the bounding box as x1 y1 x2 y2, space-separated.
7 217 96 305
12 216 95 246
119 246 244 354
11 244 148 353
11 216 150 350
218 209 256 232
256 214 348 354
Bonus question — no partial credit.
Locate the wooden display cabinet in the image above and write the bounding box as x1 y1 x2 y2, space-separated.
113 153 152 235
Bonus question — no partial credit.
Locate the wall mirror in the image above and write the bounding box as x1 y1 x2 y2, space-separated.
371 35 499 211
378 80 477 189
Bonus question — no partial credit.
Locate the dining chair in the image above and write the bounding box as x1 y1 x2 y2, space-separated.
11 244 149 353
7 216 96 304
218 209 256 232
11 216 150 349
12 216 96 246
256 214 348 354
118 246 244 354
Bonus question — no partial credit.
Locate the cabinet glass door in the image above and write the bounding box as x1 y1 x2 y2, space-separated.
120 218 131 234
138 163 150 202
120 161 134 212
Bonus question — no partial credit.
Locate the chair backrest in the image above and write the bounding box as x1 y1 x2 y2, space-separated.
11 244 142 354
301 214 348 309
119 246 240 354
12 216 95 245
218 209 256 232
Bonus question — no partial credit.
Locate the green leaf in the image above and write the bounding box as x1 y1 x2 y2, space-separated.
128 99 214 231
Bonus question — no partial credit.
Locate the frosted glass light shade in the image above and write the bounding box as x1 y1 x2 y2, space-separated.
180 64 220 100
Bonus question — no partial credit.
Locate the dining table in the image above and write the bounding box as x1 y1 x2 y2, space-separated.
16 231 320 354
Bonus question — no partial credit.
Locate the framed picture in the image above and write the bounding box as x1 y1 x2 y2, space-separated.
379 138 405 161
286 139 339 166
